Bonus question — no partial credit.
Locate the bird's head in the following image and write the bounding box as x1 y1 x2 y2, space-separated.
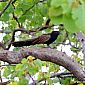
53 24 64 31
52 26 60 35
53 25 59 31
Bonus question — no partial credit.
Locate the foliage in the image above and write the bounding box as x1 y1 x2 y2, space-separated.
49 0 85 33
0 0 85 85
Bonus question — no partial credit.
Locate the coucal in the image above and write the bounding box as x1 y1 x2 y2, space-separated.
12 26 61 47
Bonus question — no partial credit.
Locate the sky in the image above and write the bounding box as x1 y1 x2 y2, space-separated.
0 21 4 41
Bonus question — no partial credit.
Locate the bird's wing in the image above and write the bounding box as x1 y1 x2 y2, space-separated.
12 34 51 47
32 34 51 44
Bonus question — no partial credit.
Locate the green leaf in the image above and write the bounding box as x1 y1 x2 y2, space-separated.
61 3 71 14
63 14 79 33
26 61 39 75
37 4 48 17
52 77 59 83
49 63 59 72
9 20 17 28
3 67 11 77
72 4 85 32
78 83 84 85
50 15 63 26
0 2 7 11
61 78 72 85
19 15 26 23
49 7 63 17
47 78 52 85
8 81 18 85
0 12 9 21
6 5 14 13
15 64 22 70
51 0 66 8
17 77 28 85
34 59 42 68
21 58 28 64
3 34 11 43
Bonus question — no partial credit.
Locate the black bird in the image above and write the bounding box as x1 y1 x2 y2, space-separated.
12 26 60 47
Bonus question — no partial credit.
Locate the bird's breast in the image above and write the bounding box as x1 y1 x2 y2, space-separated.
51 31 60 40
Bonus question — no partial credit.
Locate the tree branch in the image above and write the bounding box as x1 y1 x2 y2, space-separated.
0 0 7 2
0 48 85 82
0 0 12 17
29 72 73 85
12 12 21 28
22 1 39 16
76 32 85 67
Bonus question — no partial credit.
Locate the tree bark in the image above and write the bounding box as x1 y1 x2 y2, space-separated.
0 48 85 82
76 32 85 68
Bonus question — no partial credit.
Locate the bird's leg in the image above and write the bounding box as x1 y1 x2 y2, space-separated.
42 44 51 48
47 45 52 48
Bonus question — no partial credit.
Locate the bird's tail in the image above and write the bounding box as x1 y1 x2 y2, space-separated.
12 40 33 47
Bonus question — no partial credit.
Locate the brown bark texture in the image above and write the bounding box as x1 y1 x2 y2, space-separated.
0 48 85 82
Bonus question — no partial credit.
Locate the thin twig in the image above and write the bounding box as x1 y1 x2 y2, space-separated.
22 1 39 16
0 64 16 67
12 12 21 28
29 72 74 85
0 42 6 50
57 42 82 51
11 0 16 9
0 0 12 17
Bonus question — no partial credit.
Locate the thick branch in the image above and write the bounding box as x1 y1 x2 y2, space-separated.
0 48 85 82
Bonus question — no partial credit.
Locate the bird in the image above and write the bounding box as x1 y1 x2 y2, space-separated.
12 25 61 48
